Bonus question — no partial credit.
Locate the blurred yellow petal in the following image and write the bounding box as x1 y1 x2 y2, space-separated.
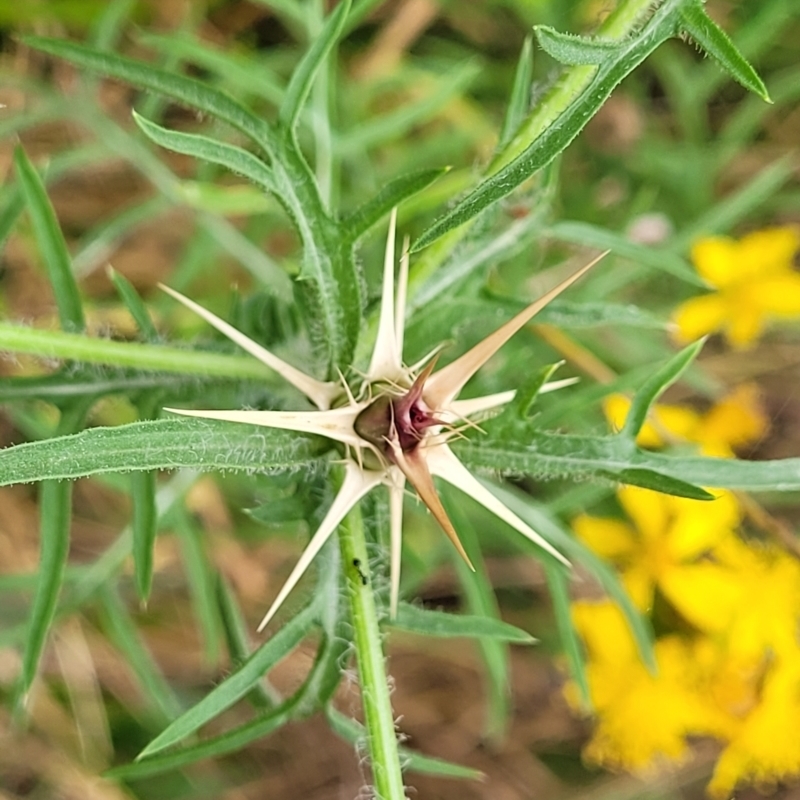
724 306 766 348
690 236 740 287
736 226 800 280
709 651 800 798
751 273 800 315
666 490 740 560
622 563 655 611
652 404 701 442
572 514 637 560
660 562 742 633
572 600 638 665
617 486 668 541
575 609 729 771
672 293 728 343
700 384 768 454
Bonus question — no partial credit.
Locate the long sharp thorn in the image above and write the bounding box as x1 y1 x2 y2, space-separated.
424 251 607 408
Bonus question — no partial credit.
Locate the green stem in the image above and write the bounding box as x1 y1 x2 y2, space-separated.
338 505 405 800
0 321 277 381
411 0 656 290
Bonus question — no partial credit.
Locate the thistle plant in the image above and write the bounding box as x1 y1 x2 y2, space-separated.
0 1 797 798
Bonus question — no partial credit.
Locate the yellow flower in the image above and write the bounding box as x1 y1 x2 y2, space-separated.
675 537 800 660
572 486 740 613
603 383 768 457
673 226 800 348
569 601 728 771
709 648 800 798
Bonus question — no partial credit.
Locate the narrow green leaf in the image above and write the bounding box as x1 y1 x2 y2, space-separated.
107 701 295 779
14 146 85 332
0 418 323 487
336 62 479 157
484 482 656 671
98 586 183 723
22 36 277 156
680 0 770 101
132 110 278 194
0 320 284 381
673 154 795 249
535 26 623 65
458 431 800 493
278 0 350 130
389 602 536 644
137 30 285 106
499 36 533 148
18 401 91 698
216 575 280 709
326 706 485 781
138 600 317 758
411 3 681 252
173 508 222 664
544 562 590 711
546 220 704 286
601 467 713 500
621 340 705 439
108 266 159 341
343 168 449 243
0 192 25 248
444 491 511 741
131 470 158 602
20 479 73 695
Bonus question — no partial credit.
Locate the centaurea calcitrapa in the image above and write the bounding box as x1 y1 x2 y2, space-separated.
163 210 605 629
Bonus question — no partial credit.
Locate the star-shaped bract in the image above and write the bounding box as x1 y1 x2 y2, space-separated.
163 210 604 630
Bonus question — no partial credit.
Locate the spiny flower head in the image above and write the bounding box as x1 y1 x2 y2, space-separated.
162 209 603 630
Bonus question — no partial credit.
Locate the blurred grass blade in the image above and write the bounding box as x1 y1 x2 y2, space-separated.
0 320 284 380
534 26 622 65
131 470 158 602
412 3 681 252
546 220 704 286
137 30 285 106
544 562 590 710
621 339 705 440
20 480 73 696
22 36 277 157
132 110 278 194
278 0 350 130
499 35 533 148
137 600 318 759
484 482 656 671
0 192 25 248
343 167 449 242
444 491 511 741
389 603 536 643
19 402 90 695
14 146 85 332
0 418 323 486
92 0 137 49
673 154 795 249
679 0 770 101
108 266 159 340
172 507 222 665
98 586 183 723
216 575 280 708
326 706 484 781
108 701 295 778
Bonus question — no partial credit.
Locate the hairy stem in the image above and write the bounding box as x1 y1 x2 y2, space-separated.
338 504 406 800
